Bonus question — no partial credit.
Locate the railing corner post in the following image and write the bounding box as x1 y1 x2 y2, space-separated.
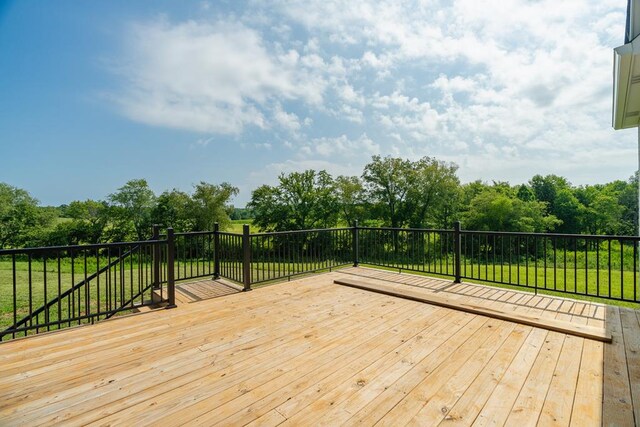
454 221 462 283
166 227 177 308
353 220 360 267
213 222 220 279
242 224 252 291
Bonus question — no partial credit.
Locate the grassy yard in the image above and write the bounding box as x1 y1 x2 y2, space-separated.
227 219 254 233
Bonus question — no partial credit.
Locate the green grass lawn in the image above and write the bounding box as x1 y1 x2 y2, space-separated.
226 219 254 234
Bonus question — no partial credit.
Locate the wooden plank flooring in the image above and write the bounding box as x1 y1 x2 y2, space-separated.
0 267 638 426
333 277 611 342
175 277 242 304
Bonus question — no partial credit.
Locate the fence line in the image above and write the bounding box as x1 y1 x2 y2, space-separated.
2 222 639 341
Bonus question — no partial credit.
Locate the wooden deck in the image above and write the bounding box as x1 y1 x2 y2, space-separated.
174 277 242 304
0 267 639 426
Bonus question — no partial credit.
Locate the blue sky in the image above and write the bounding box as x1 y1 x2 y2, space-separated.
0 0 635 207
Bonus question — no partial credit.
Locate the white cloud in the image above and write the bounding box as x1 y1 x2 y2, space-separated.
107 0 637 197
431 75 477 94
337 84 365 106
302 134 379 158
113 18 327 135
273 104 301 132
246 158 366 192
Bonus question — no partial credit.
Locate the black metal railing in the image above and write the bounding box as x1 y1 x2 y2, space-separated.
249 227 353 285
0 237 170 341
217 230 244 284
172 230 216 281
358 222 640 304
358 226 456 277
3 221 640 342
458 230 640 301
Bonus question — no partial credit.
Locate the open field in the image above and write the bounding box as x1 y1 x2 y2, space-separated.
227 219 254 233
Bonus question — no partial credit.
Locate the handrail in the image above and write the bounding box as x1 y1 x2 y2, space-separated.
218 231 242 237
250 227 352 237
358 226 452 233
3 239 165 335
0 239 162 255
173 230 216 237
359 226 640 240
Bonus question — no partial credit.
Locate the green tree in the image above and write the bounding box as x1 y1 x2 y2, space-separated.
229 207 254 220
108 179 156 240
407 157 460 228
41 220 88 246
151 190 196 232
552 188 583 234
463 190 560 232
460 180 490 206
617 174 638 235
0 183 53 248
362 156 415 228
529 174 571 208
590 193 623 235
516 184 535 201
335 175 368 226
191 182 238 231
362 156 461 228
530 174 585 234
65 199 109 243
249 170 338 231
578 186 624 235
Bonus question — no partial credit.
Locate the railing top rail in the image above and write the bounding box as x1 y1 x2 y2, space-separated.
173 230 216 237
218 231 243 237
0 239 165 256
460 229 640 240
250 227 352 237
359 226 452 233
5 225 640 256
357 225 640 240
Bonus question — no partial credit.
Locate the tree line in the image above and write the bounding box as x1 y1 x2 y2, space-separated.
249 155 638 236
1 155 638 249
0 179 238 249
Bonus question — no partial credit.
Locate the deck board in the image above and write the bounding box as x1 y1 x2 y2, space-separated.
537 334 583 426
622 308 640 424
603 306 635 426
435 324 532 426
0 267 637 426
333 277 611 341
243 309 461 427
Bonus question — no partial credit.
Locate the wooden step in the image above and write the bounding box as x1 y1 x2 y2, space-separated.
333 278 612 343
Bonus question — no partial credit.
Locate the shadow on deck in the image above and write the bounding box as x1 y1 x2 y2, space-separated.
175 278 243 303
